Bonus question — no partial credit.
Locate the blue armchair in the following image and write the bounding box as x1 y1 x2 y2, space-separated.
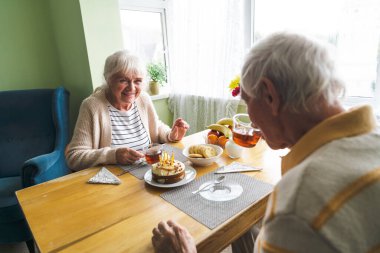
0 87 70 252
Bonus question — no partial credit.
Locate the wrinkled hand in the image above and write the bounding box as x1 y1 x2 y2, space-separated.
152 220 197 253
169 118 190 142
116 147 144 164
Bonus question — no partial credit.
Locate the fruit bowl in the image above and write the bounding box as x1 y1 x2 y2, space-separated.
205 133 229 149
205 117 233 149
183 144 223 166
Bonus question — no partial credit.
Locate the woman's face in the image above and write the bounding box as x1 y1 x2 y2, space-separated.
108 72 143 110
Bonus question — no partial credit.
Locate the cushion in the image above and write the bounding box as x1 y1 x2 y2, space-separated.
0 89 56 177
0 176 24 223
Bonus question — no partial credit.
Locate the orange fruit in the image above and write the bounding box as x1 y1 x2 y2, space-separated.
207 134 218 144
217 136 228 148
208 130 221 137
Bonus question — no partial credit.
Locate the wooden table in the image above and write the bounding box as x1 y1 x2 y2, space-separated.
16 131 283 253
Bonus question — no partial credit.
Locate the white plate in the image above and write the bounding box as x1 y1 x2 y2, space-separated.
144 166 197 188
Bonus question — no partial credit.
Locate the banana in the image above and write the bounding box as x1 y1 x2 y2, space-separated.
207 124 232 138
216 118 233 127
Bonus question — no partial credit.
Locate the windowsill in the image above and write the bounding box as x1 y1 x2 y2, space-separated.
151 91 248 104
149 86 171 101
151 92 170 100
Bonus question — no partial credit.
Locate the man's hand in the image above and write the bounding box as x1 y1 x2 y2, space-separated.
169 118 190 142
116 147 144 164
152 220 197 253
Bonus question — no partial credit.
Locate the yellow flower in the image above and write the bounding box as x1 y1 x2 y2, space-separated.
228 75 240 91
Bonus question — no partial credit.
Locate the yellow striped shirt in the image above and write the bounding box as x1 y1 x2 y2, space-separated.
256 106 380 253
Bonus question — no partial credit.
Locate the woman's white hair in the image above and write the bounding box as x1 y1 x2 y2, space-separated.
103 50 146 84
241 32 345 112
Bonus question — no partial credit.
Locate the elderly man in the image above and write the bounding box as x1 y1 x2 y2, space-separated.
152 32 380 253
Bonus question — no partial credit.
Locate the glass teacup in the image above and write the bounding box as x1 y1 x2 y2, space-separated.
232 113 261 148
142 143 163 164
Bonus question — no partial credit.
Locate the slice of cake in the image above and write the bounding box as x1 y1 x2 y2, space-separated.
152 151 185 184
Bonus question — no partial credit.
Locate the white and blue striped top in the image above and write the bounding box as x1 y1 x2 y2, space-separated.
108 102 150 151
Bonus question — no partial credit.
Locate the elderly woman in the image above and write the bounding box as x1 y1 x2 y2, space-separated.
152 32 380 253
66 50 189 171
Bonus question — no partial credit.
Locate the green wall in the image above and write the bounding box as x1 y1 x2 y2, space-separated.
0 0 61 89
0 0 241 135
79 0 124 89
0 0 174 135
47 0 93 132
0 0 94 133
153 98 173 126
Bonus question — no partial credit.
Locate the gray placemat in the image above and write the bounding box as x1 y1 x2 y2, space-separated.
119 145 188 180
161 172 273 229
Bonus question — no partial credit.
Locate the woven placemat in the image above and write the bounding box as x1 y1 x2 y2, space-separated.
119 145 187 180
161 172 273 229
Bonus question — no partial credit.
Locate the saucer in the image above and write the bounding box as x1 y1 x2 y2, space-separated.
199 181 243 201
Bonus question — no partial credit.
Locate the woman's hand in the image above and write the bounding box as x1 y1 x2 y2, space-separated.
116 147 145 164
169 118 189 142
152 220 197 253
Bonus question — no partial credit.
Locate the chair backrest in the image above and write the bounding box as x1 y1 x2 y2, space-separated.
0 88 67 177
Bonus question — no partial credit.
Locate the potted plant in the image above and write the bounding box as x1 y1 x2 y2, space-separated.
147 62 167 95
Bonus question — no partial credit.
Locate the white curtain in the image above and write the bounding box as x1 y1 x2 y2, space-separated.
168 94 240 135
167 0 245 134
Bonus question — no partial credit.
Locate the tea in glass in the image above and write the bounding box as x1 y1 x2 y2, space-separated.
232 114 261 148
143 144 163 164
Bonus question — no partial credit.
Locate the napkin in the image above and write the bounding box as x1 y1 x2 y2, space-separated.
87 167 121 185
214 162 262 174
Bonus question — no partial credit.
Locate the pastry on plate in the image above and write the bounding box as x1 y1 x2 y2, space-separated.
152 151 185 184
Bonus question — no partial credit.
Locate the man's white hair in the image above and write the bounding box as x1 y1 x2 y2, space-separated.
241 32 345 112
103 50 146 84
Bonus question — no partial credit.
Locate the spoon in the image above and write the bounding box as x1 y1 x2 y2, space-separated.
192 176 226 194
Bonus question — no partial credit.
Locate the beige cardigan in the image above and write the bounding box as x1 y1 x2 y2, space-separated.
65 87 172 171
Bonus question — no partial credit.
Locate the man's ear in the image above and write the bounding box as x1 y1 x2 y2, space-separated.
260 77 280 116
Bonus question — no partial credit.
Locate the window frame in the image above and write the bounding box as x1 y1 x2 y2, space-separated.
118 0 171 86
244 0 254 51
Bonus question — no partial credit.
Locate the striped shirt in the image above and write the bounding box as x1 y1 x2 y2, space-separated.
108 102 150 151
254 106 380 253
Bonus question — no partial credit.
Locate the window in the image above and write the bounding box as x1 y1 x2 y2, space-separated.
119 0 169 84
119 0 251 98
168 0 251 98
118 0 380 117
254 0 380 114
